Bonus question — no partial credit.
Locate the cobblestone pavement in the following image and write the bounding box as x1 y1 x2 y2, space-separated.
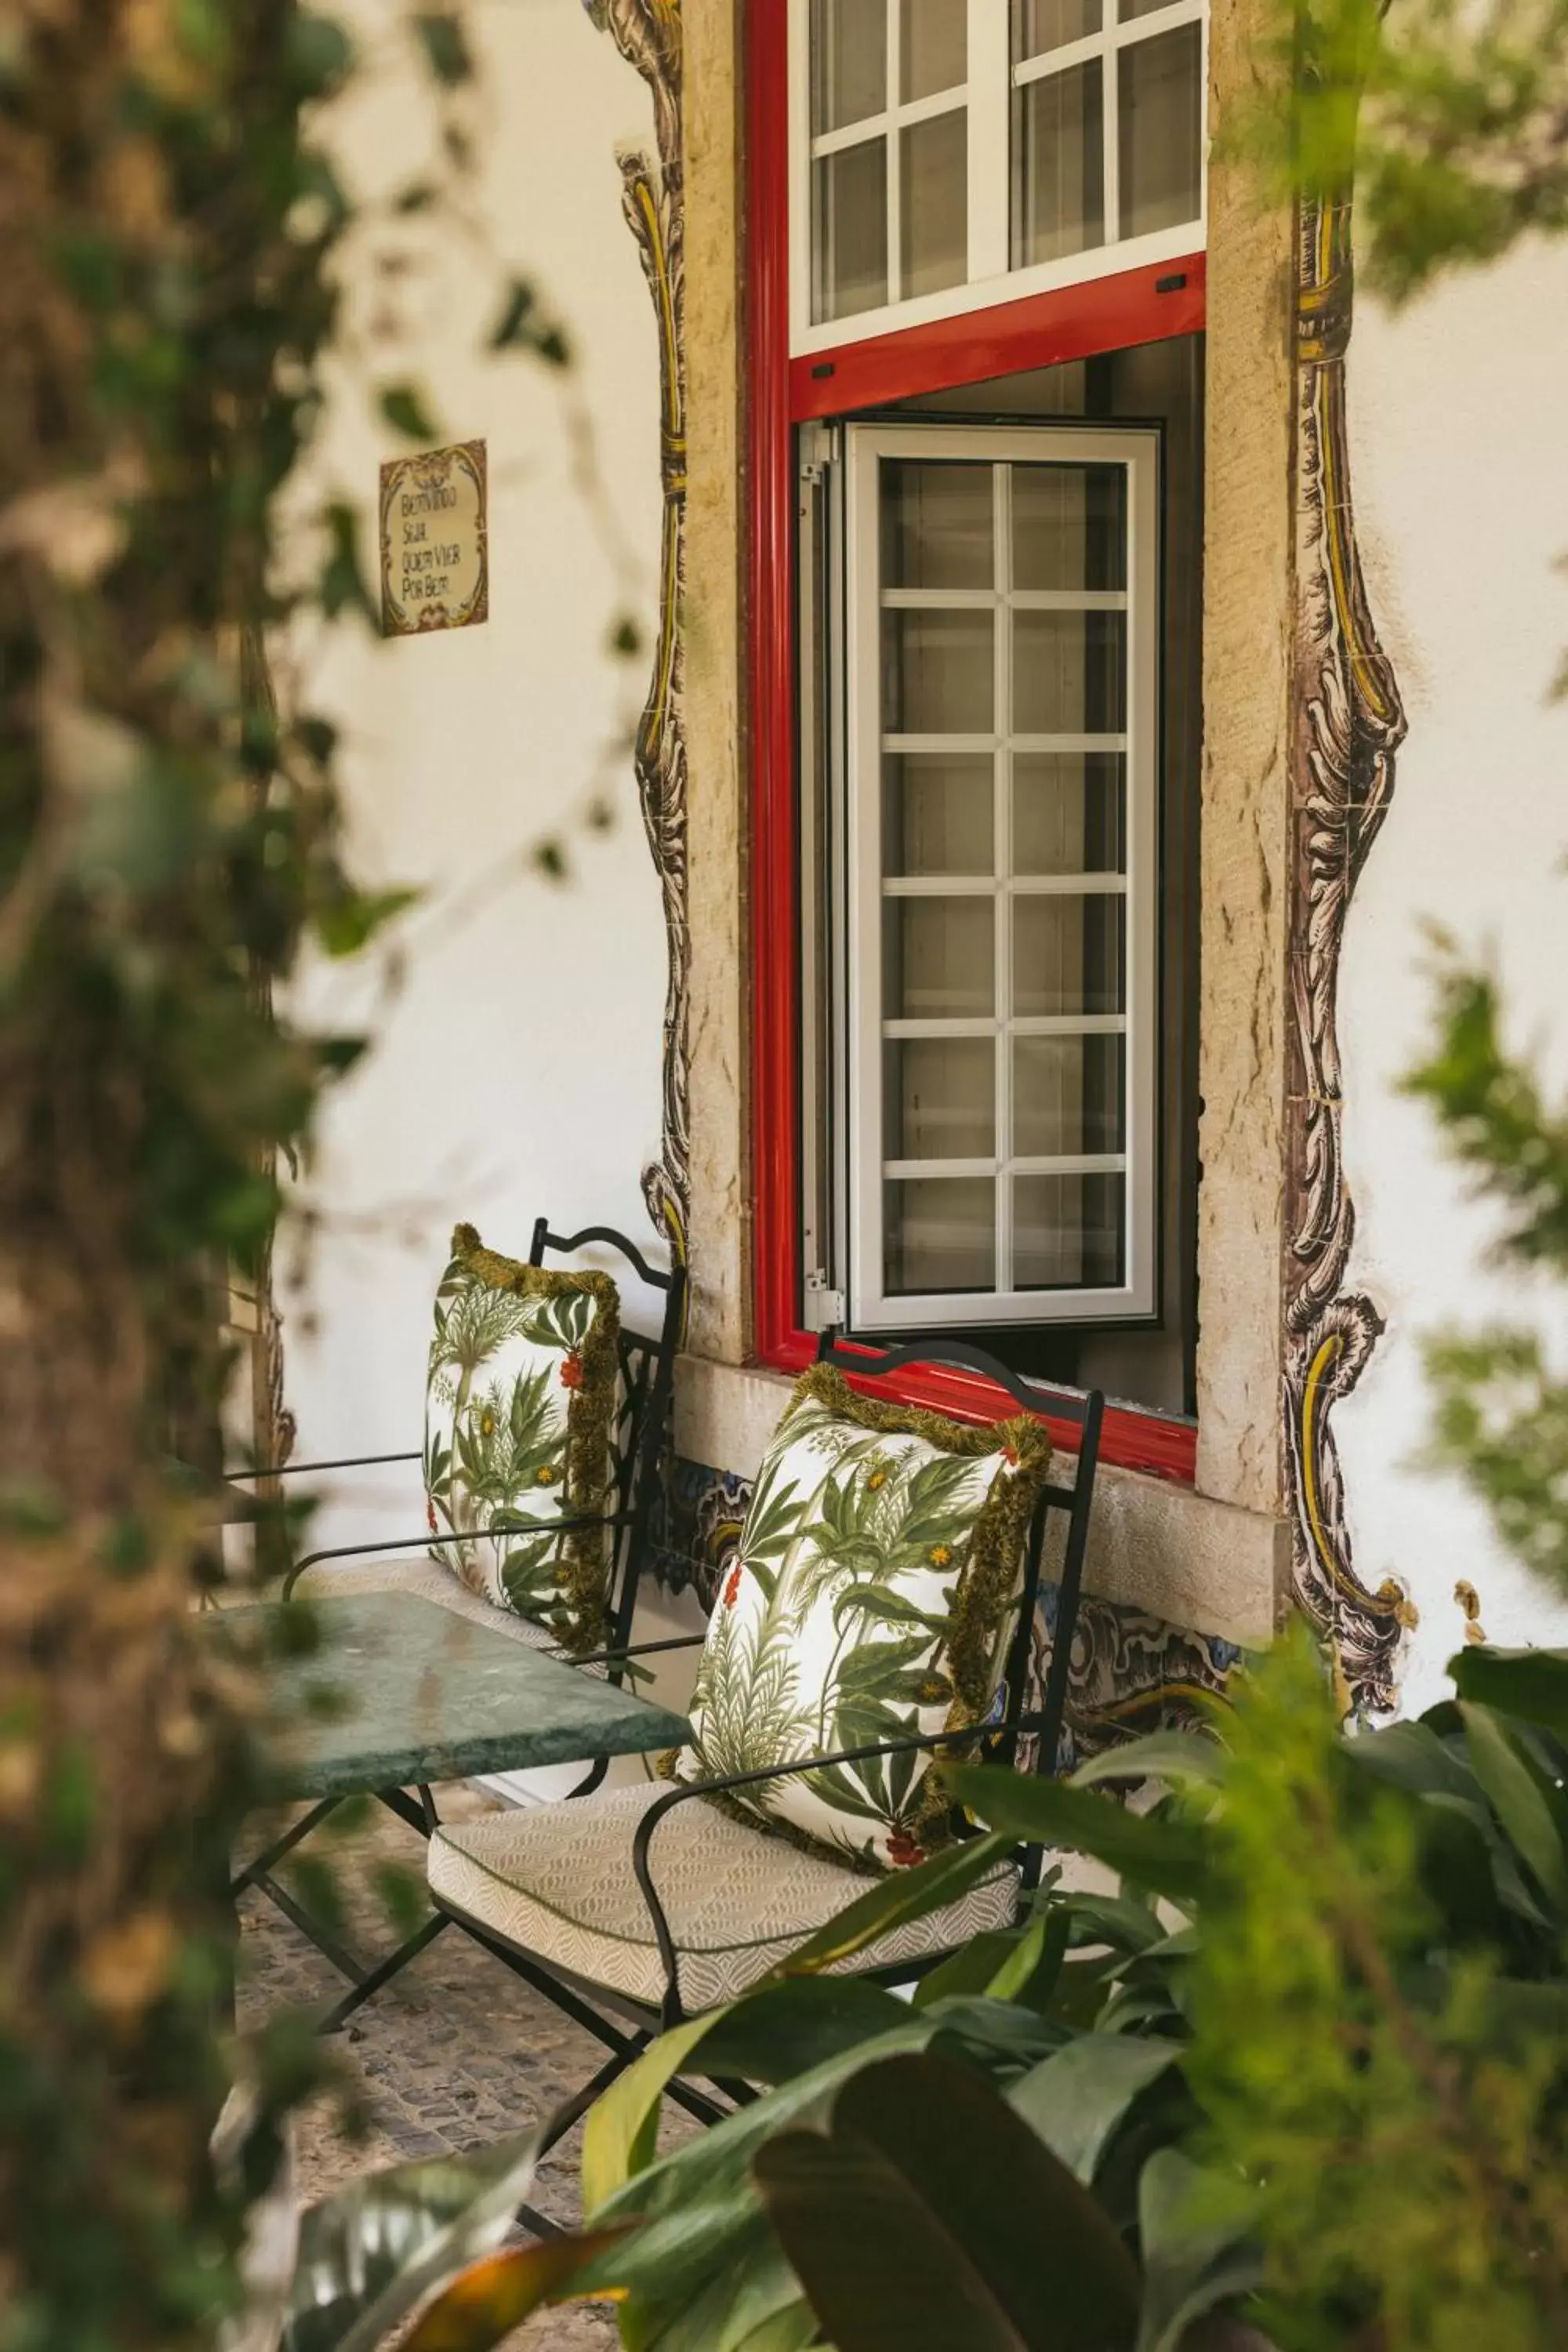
236 1784 681 2352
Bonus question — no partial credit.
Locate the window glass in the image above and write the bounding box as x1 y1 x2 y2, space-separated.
813 141 889 321
902 110 969 299
1013 1035 1126 1156
884 609 996 734
1013 0 1103 57
1014 1173 1125 1287
1014 61 1105 266
887 1039 996 1158
1119 24 1203 238
1012 893 1126 1017
811 0 887 134
1012 610 1127 735
1012 465 1126 590
884 461 993 589
884 753 996 877
885 898 996 1019
1013 753 1126 874
902 0 967 98
885 1178 996 1293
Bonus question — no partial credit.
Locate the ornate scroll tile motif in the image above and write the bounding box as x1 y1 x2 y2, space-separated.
652 1457 1240 1754
1284 194 1416 1715
588 0 691 1281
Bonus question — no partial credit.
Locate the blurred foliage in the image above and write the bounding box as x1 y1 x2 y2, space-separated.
1406 941 1568 1602
0 3 581 2347
1237 0 1568 302
570 1627 1568 2351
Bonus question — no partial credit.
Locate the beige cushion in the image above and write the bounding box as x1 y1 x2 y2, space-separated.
426 1779 1019 2013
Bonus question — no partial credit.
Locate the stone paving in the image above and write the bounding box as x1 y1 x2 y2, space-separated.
236 1782 675 2351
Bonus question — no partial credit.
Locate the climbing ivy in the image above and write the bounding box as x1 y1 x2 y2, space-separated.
0 5 571 2345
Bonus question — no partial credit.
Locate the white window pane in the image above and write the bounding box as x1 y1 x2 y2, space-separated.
902 110 969 299
811 0 887 133
1013 1034 1125 1156
884 608 995 732
886 1178 996 1294
884 753 995 876
813 141 889 322
1014 752 1126 874
1011 465 1126 591
1013 0 1102 59
1014 1173 1125 1288
887 1039 996 1157
902 0 967 97
1013 609 1126 734
887 897 996 1018
1014 61 1105 265
883 460 993 588
1013 894 1125 1016
1119 25 1203 238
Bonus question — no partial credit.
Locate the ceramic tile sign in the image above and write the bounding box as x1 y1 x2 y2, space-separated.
379 438 489 637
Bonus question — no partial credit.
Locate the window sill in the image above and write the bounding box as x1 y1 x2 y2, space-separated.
755 1324 1197 1486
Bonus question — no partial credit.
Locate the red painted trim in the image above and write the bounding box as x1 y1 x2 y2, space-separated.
744 0 1200 1491
791 253 1207 422
748 0 800 1380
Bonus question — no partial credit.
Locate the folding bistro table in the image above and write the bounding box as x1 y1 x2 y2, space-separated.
221 1590 691 2031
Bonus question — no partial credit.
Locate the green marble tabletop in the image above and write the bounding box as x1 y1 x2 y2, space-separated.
212 1592 690 1799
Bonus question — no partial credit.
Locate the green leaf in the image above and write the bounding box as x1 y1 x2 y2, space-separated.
582 2009 719 2217
379 383 441 443
909 1929 1021 2010
1450 1646 1568 1743
1071 1731 1227 1791
942 1762 1209 1904
281 2129 546 2352
488 275 572 367
411 9 474 85
318 500 378 629
1460 1700 1568 1911
1008 2033 1181 2183
754 2052 1143 2352
775 1831 1015 1979
1134 2150 1261 2352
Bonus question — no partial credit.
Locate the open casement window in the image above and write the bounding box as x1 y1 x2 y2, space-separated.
793 0 1207 349
801 419 1160 1333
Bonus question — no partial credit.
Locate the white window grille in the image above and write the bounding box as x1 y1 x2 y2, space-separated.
790 0 1207 352
834 420 1160 1330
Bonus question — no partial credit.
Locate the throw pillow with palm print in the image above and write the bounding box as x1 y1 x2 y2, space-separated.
423 1224 620 1656
676 1365 1053 1871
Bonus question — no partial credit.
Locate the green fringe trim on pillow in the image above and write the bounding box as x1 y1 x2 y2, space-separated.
781 1362 1055 1857
448 1223 620 1659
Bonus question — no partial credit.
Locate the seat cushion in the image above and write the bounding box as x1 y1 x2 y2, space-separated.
426 1779 1019 2013
423 1224 621 1657
674 1363 1053 1871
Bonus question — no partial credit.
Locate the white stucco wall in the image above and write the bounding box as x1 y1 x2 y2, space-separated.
281 1 667 1556
1334 234 1568 1715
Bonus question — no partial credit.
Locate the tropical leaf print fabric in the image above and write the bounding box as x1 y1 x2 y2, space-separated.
423 1225 619 1656
675 1364 1052 1871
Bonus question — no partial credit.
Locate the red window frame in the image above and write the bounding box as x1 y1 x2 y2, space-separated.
746 0 1205 1481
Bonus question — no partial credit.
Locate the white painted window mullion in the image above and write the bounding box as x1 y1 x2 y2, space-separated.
1102 16 1122 245
886 0 902 304
967 0 1010 287
993 461 1013 1299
